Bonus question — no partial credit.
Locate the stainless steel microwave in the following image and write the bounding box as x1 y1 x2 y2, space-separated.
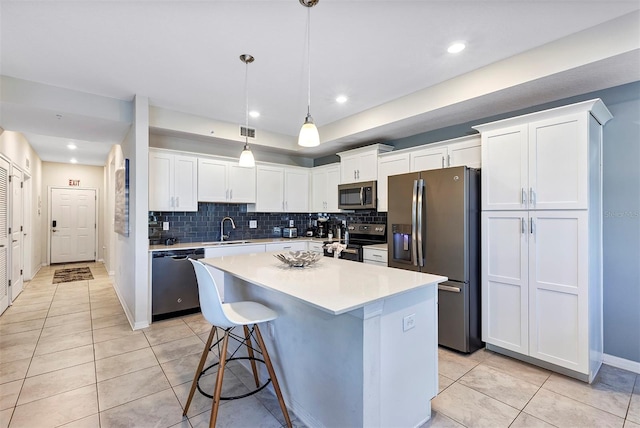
338 181 377 210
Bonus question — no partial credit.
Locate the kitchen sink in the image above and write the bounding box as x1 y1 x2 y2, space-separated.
201 240 251 246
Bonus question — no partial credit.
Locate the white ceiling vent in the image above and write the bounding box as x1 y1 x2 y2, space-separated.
240 126 256 139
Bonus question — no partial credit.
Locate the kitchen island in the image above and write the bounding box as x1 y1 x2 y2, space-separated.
202 251 447 428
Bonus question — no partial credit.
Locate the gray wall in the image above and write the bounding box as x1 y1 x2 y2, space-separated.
317 81 640 363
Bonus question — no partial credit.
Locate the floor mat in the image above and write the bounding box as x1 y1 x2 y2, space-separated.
52 267 94 283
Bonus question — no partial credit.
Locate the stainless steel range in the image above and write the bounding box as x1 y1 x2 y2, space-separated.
323 223 386 262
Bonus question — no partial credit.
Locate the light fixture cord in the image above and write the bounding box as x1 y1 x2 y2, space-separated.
307 5 311 116
245 59 249 146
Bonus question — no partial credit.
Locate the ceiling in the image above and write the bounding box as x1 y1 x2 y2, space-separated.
1 1 639 166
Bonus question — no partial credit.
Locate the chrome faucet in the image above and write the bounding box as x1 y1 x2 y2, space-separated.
220 216 236 241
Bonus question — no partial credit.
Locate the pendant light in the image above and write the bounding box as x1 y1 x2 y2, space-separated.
298 0 320 148
239 54 256 167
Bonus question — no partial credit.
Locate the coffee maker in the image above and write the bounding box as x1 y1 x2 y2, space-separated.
316 220 327 238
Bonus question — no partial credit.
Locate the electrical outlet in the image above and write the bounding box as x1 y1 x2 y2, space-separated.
403 314 416 332
249 220 257 229
289 219 294 227
163 222 169 231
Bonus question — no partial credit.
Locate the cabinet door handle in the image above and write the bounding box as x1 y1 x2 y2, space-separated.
230 189 233 200
441 157 445 168
354 170 356 180
530 187 535 207
226 189 229 200
521 218 526 234
521 188 527 205
530 217 535 235
447 154 451 167
372 254 383 258
357 170 360 179
171 196 175 207
176 196 179 207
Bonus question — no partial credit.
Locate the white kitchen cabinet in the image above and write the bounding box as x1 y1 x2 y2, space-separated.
377 152 410 212
265 241 307 252
284 167 310 212
198 158 256 203
410 135 481 172
149 149 198 212
476 99 612 382
252 165 284 212
476 107 601 211
363 246 388 267
250 164 309 213
311 164 340 212
337 144 393 184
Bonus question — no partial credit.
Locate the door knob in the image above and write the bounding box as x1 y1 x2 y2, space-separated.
52 229 58 233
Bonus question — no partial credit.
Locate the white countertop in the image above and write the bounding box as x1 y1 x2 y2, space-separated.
203 251 446 315
364 243 388 251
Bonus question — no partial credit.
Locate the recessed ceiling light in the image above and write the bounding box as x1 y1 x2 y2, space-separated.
336 95 348 104
70 158 78 164
249 111 260 118
67 143 77 150
447 42 466 54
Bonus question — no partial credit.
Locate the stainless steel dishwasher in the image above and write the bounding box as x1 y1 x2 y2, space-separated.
151 248 204 321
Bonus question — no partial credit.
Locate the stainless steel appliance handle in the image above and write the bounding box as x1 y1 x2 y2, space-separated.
411 179 418 266
417 178 424 267
438 284 461 293
359 187 364 206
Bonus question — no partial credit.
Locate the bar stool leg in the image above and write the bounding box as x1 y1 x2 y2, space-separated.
253 324 293 428
243 325 261 388
209 330 230 428
183 326 217 416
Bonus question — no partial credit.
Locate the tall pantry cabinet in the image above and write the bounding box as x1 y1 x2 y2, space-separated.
473 99 612 383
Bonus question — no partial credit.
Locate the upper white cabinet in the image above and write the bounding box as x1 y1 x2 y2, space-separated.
410 135 481 172
377 152 410 212
249 164 309 213
311 164 340 212
149 149 198 212
475 104 610 211
284 167 310 212
198 157 256 203
476 99 613 383
337 144 393 184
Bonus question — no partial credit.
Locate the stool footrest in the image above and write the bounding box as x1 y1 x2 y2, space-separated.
196 356 272 400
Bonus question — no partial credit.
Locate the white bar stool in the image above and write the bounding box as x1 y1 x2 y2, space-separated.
183 260 292 427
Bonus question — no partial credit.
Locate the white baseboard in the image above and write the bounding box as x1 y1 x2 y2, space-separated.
603 353 640 374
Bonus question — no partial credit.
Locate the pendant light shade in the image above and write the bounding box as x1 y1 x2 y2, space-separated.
298 114 319 147
298 0 320 148
239 54 256 167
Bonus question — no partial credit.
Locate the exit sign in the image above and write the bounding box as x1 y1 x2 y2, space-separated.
69 179 80 186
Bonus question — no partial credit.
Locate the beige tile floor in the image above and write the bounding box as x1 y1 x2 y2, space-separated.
1 262 638 428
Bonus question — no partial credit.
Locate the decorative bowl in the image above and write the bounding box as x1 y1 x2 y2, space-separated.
274 251 322 268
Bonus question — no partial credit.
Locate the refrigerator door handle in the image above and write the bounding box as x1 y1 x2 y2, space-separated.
417 178 424 267
411 179 418 266
438 284 461 293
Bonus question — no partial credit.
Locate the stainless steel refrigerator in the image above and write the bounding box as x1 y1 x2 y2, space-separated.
387 166 482 353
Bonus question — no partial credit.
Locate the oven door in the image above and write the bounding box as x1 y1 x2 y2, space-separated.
340 246 362 262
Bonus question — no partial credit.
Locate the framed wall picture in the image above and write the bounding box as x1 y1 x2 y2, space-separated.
114 158 129 236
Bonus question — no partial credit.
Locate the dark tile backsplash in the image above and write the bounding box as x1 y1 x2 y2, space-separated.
149 203 387 244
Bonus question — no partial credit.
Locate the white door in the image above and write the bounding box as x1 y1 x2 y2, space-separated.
11 168 23 301
481 124 529 211
481 211 529 354
377 153 410 212
325 166 341 213
284 168 309 212
228 164 256 203
256 166 284 212
528 211 588 371
448 138 482 169
173 155 198 211
311 168 328 212
410 146 448 172
51 188 96 264
198 158 228 202
0 158 9 314
529 114 588 210
148 151 174 211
